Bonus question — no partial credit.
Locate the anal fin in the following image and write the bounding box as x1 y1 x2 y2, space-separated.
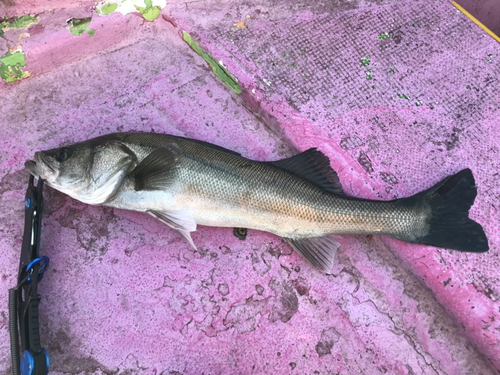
148 210 197 250
284 235 341 274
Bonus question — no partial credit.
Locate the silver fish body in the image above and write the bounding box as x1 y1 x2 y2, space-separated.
25 132 489 272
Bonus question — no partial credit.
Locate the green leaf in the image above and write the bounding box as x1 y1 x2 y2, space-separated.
360 56 370 67
0 15 38 37
183 32 241 94
70 17 95 36
135 0 161 22
102 3 118 15
0 51 29 82
142 6 161 22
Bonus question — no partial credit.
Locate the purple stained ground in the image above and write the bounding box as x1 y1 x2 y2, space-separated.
0 0 499 374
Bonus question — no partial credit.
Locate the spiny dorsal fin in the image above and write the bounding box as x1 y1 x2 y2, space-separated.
187 138 242 157
284 235 341 274
272 148 344 195
130 145 181 191
122 132 243 157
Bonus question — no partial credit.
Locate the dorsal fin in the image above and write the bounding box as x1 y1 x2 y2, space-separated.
187 138 242 157
272 148 344 195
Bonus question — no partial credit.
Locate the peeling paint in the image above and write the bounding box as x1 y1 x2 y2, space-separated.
315 327 341 357
18 33 30 41
135 0 161 22
0 15 38 37
0 51 30 82
102 3 118 15
0 15 36 82
95 0 166 21
182 32 241 94
234 21 247 29
69 17 95 37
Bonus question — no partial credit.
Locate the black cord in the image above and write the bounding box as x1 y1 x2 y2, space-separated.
9 288 20 375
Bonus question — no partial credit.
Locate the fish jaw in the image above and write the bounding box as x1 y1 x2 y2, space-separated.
24 160 39 178
25 152 60 182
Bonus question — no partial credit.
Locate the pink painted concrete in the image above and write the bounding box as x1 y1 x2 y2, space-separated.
0 0 499 374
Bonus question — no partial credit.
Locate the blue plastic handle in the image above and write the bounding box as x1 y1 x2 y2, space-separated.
26 257 50 283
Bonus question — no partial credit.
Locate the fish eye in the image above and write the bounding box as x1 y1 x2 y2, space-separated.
55 147 72 162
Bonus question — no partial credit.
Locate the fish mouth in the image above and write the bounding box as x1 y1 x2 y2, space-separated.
25 153 58 181
24 159 39 178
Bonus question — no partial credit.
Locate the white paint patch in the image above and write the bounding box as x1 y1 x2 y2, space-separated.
95 0 167 16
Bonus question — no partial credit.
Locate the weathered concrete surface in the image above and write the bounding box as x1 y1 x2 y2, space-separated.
0 0 499 374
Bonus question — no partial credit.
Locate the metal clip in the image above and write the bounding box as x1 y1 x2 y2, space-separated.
9 176 50 375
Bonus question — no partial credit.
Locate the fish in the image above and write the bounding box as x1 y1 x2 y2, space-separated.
25 132 489 273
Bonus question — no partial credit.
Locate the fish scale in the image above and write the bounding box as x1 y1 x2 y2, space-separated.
160 140 422 239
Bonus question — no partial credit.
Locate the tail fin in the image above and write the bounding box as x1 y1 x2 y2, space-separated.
402 169 489 252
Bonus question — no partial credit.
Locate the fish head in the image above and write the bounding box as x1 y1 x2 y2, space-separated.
25 138 137 204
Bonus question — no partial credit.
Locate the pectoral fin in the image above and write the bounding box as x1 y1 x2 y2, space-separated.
148 210 197 250
131 145 181 191
284 235 341 274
